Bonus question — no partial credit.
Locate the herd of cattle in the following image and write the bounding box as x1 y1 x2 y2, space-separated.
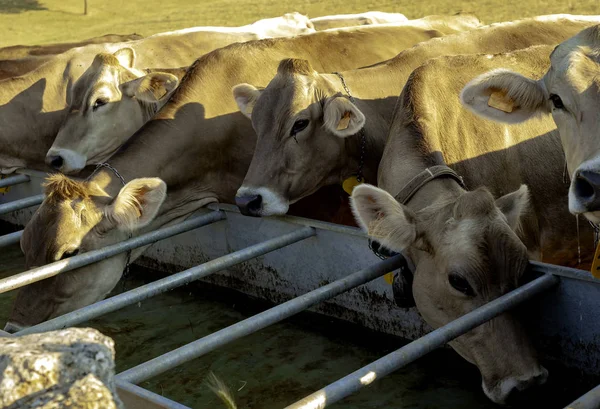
2 10 600 404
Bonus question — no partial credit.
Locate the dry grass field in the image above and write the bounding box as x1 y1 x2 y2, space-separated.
0 0 599 47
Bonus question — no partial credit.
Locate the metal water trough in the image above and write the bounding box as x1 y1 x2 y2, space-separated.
1 171 599 409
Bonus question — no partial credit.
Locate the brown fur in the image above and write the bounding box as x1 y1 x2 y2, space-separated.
277 58 314 76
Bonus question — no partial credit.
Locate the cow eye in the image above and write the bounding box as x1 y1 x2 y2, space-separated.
549 94 564 110
92 98 108 110
61 248 80 260
448 273 475 296
290 119 309 136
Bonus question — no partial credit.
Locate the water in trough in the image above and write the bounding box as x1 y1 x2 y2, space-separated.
0 242 593 408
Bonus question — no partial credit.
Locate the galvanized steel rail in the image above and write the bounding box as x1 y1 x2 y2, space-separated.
116 255 404 384
16 227 316 335
0 194 44 215
0 230 22 248
285 274 559 408
0 174 30 189
564 384 600 409
0 211 225 293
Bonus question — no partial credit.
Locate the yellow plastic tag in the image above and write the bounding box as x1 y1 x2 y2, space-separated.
591 242 600 279
342 176 361 195
488 90 514 113
0 175 10 194
337 111 352 130
384 272 394 285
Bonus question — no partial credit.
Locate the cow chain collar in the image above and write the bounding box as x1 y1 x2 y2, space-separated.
333 72 366 182
87 162 133 284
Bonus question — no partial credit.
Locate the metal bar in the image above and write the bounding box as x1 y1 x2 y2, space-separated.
0 174 30 189
0 211 225 294
0 194 44 215
116 380 192 409
117 254 404 385
530 261 600 284
206 202 368 238
564 384 600 409
285 274 559 409
0 230 22 248
17 226 316 336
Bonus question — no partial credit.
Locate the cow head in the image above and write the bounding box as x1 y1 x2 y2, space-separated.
232 58 365 216
4 173 166 332
47 48 179 174
351 184 548 405
461 25 600 224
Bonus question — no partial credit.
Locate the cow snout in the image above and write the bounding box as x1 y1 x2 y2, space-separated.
573 170 600 211
46 155 64 170
484 366 548 405
236 194 263 217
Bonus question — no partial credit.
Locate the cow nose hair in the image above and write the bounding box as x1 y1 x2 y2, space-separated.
46 155 64 170
235 194 263 217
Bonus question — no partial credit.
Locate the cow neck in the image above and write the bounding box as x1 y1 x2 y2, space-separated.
326 69 398 185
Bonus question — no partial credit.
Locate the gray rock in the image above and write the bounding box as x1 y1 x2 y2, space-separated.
0 327 123 409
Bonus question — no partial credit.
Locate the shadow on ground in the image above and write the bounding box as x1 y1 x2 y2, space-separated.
0 0 46 14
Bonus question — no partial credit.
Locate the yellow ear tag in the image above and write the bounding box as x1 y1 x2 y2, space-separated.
342 176 361 195
591 242 600 279
384 272 394 285
0 175 10 194
337 111 352 131
487 90 515 113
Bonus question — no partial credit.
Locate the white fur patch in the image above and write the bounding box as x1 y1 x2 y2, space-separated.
236 186 289 216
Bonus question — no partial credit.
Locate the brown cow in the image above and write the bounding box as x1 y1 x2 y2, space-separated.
6 14 482 329
0 14 318 174
233 15 600 217
461 24 600 225
352 44 595 404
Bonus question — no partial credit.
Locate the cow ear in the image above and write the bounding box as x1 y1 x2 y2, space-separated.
496 184 530 232
232 83 261 119
461 69 549 124
351 184 417 252
121 72 179 103
107 178 167 231
323 96 366 137
113 47 135 69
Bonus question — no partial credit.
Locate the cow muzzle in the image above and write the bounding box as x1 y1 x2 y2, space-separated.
483 366 548 405
236 194 263 217
45 148 87 174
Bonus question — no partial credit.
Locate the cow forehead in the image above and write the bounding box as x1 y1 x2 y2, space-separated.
254 74 316 129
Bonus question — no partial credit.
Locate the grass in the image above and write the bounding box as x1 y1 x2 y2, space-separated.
0 0 599 47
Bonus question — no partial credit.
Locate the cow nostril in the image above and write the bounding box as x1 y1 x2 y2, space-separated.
235 194 263 217
48 156 64 170
575 173 595 200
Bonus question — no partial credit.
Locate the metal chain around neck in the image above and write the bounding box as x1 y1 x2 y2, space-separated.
333 72 366 183
88 162 133 287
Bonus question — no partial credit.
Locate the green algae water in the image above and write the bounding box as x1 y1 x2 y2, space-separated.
0 242 592 408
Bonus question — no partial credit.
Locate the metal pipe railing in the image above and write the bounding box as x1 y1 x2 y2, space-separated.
0 194 44 215
285 274 559 409
116 380 193 409
0 211 225 294
0 230 22 248
564 384 600 409
17 227 316 336
0 174 30 189
117 255 405 384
